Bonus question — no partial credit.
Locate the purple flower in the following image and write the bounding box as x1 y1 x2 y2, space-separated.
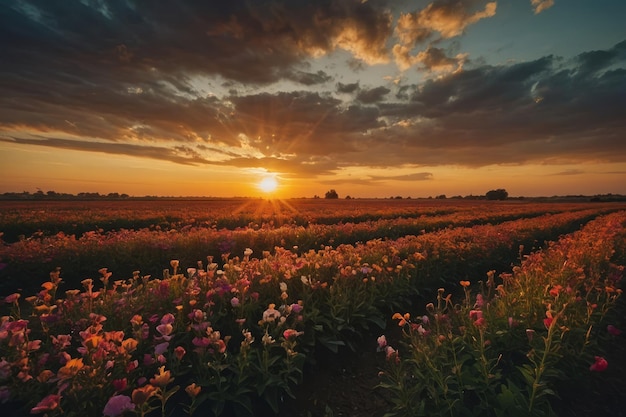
154 342 169 355
103 395 134 417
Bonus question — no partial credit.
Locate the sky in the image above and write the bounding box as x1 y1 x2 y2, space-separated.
1 0 625 198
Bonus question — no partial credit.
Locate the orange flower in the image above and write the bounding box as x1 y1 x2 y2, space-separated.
185 383 201 398
83 335 102 350
131 385 158 405
121 338 139 354
57 358 84 380
150 366 173 388
392 312 410 326
459 281 470 288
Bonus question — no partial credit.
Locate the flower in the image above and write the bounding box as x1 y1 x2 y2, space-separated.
474 294 484 308
459 281 470 287
385 346 398 362
185 383 201 398
57 358 84 380
590 356 608 372
230 297 240 307
132 385 158 406
283 329 303 340
30 394 61 414
607 325 622 336
543 317 554 329
103 395 134 417
262 304 281 323
174 345 186 360
392 312 410 326
4 293 20 304
377 335 387 351
112 378 128 392
150 366 174 388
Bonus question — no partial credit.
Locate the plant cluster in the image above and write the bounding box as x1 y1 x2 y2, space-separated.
378 212 626 416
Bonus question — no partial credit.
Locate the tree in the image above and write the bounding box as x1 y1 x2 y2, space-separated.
325 189 339 199
486 189 509 200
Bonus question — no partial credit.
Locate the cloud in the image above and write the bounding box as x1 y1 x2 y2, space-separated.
393 1 495 71
2 137 209 166
1 2 625 183
551 169 585 176
530 0 555 14
356 86 391 103
337 82 360 94
395 0 497 46
371 172 434 181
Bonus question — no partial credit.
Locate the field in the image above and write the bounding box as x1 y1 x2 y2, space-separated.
1 199 625 417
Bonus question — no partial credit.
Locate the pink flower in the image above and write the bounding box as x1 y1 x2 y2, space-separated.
607 325 622 336
377 335 387 351
283 329 303 340
385 346 399 363
103 395 134 417
473 317 486 327
230 297 240 307
30 394 61 414
590 356 608 372
4 293 20 304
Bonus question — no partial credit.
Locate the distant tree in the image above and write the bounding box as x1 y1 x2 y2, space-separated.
435 194 447 199
325 189 339 199
486 189 509 200
345 195 352 199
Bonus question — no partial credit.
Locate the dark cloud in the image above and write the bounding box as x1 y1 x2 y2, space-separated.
287 70 333 86
356 86 391 103
2 137 208 166
337 82 360 94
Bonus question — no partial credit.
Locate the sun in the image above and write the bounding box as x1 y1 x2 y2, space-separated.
258 176 279 193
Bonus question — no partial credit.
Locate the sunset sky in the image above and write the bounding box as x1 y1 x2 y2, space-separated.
1 0 625 198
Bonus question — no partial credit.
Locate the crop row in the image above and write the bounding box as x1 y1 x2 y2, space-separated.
1 200 621 243
0 206 617 295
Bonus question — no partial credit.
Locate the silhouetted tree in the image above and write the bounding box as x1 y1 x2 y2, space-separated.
486 189 509 200
325 189 339 199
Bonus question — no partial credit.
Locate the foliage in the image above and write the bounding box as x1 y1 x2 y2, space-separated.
378 212 626 416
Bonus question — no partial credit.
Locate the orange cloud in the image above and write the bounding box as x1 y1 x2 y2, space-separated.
530 0 555 14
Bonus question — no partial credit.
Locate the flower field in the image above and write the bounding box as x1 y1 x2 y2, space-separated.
0 199 625 416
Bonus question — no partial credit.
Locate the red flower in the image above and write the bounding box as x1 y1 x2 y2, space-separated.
590 356 608 372
543 317 553 329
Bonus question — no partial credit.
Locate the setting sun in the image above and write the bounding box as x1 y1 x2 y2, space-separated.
258 176 278 193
